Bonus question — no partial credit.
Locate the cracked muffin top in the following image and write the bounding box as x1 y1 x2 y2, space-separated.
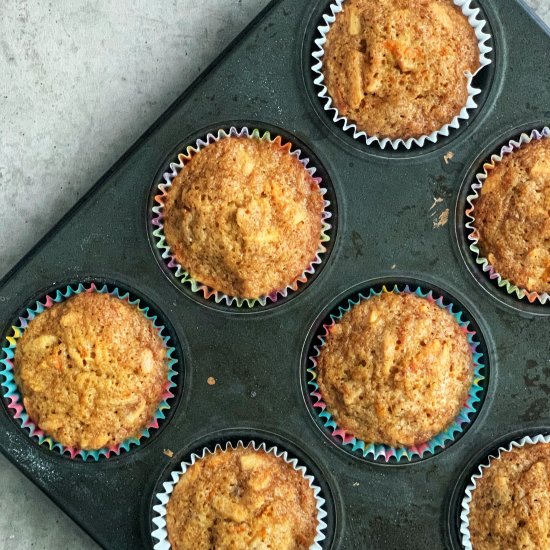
14 292 167 450
468 442 550 550
163 135 325 299
322 0 480 139
316 292 473 447
473 137 550 295
166 447 319 550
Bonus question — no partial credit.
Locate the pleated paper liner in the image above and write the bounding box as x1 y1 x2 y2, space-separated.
459 433 550 550
151 126 332 308
151 440 328 550
311 0 493 150
0 282 179 461
307 284 487 464
465 126 550 305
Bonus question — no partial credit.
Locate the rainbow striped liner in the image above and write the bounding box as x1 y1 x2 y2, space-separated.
151 440 328 550
0 283 178 461
312 0 493 150
307 285 486 463
460 433 550 550
152 126 332 308
466 126 550 305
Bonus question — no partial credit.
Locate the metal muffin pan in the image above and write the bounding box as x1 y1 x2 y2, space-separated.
1 0 549 547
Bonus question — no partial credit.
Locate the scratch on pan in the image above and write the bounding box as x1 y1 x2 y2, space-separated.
430 197 444 211
433 209 449 229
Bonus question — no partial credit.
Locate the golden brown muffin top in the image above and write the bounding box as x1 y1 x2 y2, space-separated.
316 292 473 447
166 447 319 550
468 442 550 550
322 0 481 140
163 136 325 299
14 292 167 450
473 137 550 295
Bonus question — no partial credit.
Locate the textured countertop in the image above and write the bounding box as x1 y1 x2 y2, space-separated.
0 1 549 548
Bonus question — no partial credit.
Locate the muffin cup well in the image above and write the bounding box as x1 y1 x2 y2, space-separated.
311 0 493 150
150 439 328 550
459 433 550 550
151 126 332 308
0 283 178 461
465 126 550 305
307 284 486 463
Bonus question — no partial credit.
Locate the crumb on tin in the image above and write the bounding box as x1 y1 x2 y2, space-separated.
207 376 216 386
433 208 450 229
444 151 455 164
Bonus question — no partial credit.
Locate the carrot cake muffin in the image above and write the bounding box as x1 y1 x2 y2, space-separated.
316 292 473 447
163 135 325 299
14 292 167 450
467 442 550 549
166 447 318 550
473 137 550 295
322 0 481 139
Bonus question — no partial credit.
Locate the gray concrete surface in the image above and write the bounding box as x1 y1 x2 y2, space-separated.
0 0 549 548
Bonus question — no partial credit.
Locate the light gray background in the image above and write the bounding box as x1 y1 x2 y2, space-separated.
0 1 548 548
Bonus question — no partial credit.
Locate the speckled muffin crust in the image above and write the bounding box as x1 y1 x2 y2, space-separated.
14 292 167 450
163 136 325 299
468 442 550 550
322 0 481 139
166 447 318 550
316 292 473 447
473 137 550 295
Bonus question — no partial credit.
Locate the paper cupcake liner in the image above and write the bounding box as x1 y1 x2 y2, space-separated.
151 439 328 550
311 0 493 150
307 284 486 463
459 433 550 550
152 126 332 308
465 126 550 305
0 282 178 461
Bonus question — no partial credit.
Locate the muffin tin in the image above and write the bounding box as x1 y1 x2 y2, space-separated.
1 0 549 548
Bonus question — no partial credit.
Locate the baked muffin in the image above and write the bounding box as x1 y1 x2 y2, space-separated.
14 292 167 450
473 137 550 295
316 292 473 447
468 442 550 549
166 447 319 550
322 0 481 139
163 135 325 299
